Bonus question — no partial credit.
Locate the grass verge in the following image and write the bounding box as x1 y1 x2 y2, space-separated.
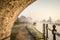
27 25 44 40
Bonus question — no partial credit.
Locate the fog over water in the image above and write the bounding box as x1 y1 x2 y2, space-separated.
19 0 60 21
18 0 60 40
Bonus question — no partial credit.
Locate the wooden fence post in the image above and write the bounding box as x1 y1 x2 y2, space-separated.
43 23 45 40
52 25 57 40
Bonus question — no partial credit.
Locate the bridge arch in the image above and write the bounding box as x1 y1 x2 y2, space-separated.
0 0 35 39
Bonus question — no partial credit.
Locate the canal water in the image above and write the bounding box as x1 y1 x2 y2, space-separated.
34 22 60 40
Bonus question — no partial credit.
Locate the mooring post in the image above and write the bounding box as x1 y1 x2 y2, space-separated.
45 24 48 40
52 25 57 40
46 24 48 38
43 23 45 40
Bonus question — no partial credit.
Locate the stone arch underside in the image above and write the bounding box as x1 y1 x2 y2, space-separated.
0 0 35 39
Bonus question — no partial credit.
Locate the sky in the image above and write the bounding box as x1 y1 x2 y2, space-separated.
18 0 60 21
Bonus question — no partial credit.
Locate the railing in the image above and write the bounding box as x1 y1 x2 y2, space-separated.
43 23 60 40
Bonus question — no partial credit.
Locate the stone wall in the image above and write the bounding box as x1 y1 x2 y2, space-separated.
0 0 35 40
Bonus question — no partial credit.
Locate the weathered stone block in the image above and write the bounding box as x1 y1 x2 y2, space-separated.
0 0 36 40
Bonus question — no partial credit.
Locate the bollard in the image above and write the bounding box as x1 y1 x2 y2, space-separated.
52 25 57 40
43 24 45 40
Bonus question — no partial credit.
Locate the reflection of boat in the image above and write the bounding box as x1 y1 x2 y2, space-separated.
54 20 60 25
54 23 60 26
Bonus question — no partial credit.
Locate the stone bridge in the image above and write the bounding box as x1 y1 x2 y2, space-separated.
0 0 35 39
